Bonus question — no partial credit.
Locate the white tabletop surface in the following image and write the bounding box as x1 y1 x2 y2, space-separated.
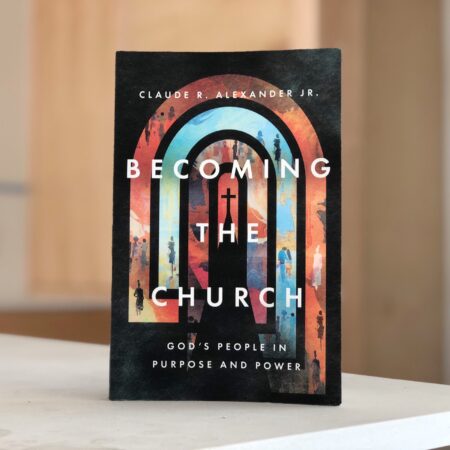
0 334 449 450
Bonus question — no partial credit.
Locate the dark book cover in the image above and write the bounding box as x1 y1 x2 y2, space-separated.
110 50 341 404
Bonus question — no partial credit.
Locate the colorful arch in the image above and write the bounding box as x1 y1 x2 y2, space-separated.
128 74 327 391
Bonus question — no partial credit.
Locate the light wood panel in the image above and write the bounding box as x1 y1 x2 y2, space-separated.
364 0 442 383
322 0 443 383
30 0 116 299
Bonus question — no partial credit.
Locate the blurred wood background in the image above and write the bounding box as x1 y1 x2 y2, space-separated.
0 0 446 384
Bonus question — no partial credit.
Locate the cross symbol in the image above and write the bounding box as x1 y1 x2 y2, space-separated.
221 188 236 215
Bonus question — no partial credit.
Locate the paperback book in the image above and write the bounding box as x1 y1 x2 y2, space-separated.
110 49 341 404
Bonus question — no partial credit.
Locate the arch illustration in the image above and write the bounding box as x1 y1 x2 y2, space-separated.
128 74 327 391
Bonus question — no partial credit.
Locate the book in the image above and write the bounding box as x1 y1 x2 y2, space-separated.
110 50 341 404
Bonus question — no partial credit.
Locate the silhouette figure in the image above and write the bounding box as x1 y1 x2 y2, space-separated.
140 238 148 268
134 280 144 315
278 247 288 282
317 324 324 349
232 140 239 160
274 133 281 169
257 130 265 146
311 350 321 393
317 310 324 327
168 236 176 275
130 236 139 270
317 310 324 349
158 119 165 140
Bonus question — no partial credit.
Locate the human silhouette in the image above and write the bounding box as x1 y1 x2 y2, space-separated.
140 238 148 268
311 350 321 393
168 236 176 275
130 236 139 270
317 310 324 347
158 118 165 141
278 247 288 282
317 310 324 327
257 130 265 146
274 134 281 170
232 140 238 160
134 280 144 315
317 323 324 349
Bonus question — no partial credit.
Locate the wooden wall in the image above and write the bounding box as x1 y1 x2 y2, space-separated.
322 0 443 382
363 0 442 382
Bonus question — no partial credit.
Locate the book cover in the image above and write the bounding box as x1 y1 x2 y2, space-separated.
110 50 341 404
